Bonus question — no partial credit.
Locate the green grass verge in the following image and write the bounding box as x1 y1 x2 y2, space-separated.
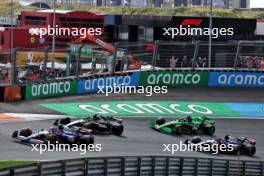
0 161 36 170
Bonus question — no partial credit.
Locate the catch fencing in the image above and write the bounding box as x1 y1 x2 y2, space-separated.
0 156 263 176
154 41 264 70
1 40 264 86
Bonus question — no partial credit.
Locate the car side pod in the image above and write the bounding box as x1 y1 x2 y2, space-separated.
12 131 18 138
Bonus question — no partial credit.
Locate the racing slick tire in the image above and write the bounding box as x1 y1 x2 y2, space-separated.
60 117 71 125
44 134 58 144
112 125 124 136
19 128 32 137
246 146 256 156
205 126 215 136
191 136 202 144
174 126 190 134
156 118 166 125
79 135 94 146
12 131 19 138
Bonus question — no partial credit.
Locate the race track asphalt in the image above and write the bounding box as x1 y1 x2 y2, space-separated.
0 87 263 161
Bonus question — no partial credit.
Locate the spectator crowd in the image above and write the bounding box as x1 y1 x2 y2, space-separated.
169 56 208 68
238 56 264 69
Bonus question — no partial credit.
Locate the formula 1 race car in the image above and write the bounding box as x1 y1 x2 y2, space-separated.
184 135 256 156
54 115 124 136
149 116 215 135
12 126 94 146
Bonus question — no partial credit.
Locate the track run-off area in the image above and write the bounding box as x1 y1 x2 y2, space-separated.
0 87 263 161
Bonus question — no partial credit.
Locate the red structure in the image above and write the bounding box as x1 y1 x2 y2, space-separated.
0 10 105 53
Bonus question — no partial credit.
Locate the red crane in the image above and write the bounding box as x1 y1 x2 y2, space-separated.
79 34 141 69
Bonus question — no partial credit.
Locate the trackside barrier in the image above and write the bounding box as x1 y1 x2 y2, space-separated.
1 69 264 102
139 69 264 88
22 72 140 100
4 85 22 102
0 156 263 176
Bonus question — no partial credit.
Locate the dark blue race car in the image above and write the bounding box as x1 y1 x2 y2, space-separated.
12 125 94 146
185 135 256 156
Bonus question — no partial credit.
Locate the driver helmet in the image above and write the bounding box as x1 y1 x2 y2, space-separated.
58 125 64 131
187 116 192 122
156 117 166 125
225 135 230 141
93 114 100 120
48 127 58 133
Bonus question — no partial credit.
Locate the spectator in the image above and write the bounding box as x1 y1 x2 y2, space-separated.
106 53 114 74
202 57 208 68
115 60 122 72
196 57 203 68
91 58 97 74
28 70 39 82
238 56 263 69
182 56 189 67
170 56 176 68
175 57 180 67
123 55 129 71
4 72 9 85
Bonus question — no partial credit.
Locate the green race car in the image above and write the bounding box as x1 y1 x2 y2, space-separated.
149 116 215 135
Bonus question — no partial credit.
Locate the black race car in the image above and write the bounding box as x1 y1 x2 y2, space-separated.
54 115 124 136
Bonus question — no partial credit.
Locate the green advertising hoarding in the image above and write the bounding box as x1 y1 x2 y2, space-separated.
25 81 77 100
139 71 209 86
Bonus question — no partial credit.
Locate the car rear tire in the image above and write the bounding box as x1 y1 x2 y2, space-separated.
112 125 124 136
191 136 202 144
79 135 94 145
60 117 71 125
12 131 19 138
44 134 58 144
246 146 256 156
176 126 190 134
19 128 32 137
205 126 215 136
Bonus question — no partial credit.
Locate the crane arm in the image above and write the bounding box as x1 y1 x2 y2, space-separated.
80 34 116 54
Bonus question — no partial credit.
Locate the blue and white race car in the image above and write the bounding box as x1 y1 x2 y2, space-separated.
184 135 256 156
12 126 94 146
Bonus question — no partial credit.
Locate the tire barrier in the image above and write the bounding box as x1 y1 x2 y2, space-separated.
0 156 263 176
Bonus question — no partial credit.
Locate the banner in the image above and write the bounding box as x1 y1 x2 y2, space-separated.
209 72 264 87
77 72 140 94
139 71 209 86
25 81 77 100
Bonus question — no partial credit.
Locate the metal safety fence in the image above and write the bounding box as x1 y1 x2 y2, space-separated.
1 40 264 86
0 156 263 176
153 41 264 70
